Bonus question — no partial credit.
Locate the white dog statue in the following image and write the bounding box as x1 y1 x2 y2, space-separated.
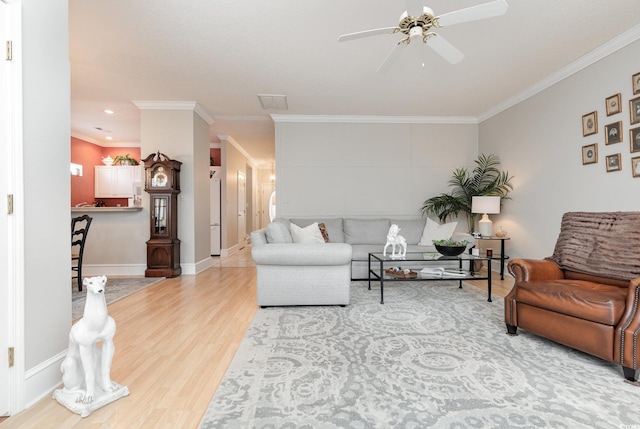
54 275 129 417
383 224 407 259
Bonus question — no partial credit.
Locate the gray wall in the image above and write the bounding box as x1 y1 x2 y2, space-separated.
139 107 212 274
480 39 640 260
274 41 640 262
22 0 71 403
274 120 478 223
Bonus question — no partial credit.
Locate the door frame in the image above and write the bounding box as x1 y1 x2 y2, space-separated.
1 0 25 416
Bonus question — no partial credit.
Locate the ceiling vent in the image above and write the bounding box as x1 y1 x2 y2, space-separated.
258 94 288 110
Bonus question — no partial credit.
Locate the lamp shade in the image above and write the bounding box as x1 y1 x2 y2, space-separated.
471 196 501 214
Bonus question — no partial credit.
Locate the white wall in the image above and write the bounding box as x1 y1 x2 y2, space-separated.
138 106 212 275
274 119 478 223
480 39 640 260
22 0 71 407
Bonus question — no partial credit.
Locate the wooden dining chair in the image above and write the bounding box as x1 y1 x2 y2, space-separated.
71 215 92 292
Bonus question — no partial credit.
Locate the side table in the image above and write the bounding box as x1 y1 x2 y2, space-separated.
474 236 510 280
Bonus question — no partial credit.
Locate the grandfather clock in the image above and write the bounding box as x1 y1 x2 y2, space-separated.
143 151 182 277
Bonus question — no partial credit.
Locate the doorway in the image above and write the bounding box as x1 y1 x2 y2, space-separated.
237 171 246 249
261 182 275 228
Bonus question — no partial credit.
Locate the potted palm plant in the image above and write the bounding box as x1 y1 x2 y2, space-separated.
112 154 139 166
420 154 513 233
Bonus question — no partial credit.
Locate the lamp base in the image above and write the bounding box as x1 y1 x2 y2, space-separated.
478 214 493 237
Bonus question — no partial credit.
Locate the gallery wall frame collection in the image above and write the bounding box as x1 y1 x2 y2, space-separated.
632 156 640 178
605 121 622 145
582 143 597 165
581 71 640 176
631 127 640 153
606 93 621 116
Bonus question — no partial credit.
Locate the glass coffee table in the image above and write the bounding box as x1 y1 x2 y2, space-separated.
368 252 493 304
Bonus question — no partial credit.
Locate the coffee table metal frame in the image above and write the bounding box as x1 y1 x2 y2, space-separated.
368 252 493 304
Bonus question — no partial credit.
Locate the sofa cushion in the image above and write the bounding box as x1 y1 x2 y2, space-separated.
290 222 326 244
418 218 458 246
290 218 345 243
265 222 293 243
391 219 426 245
344 218 390 245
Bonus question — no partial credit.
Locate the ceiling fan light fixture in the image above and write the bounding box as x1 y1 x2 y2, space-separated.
409 26 423 41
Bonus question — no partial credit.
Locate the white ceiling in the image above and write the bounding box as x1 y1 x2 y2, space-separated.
69 0 640 167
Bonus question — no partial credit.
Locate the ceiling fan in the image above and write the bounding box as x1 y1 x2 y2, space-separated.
338 0 508 73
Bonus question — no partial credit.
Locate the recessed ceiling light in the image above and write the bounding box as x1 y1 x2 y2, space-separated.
257 94 288 110
105 136 113 140
104 109 115 115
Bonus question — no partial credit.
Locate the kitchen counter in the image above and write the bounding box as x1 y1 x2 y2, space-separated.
71 206 143 213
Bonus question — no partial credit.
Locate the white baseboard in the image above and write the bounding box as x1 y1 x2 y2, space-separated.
193 257 213 274
83 263 146 277
221 244 240 258
24 350 66 409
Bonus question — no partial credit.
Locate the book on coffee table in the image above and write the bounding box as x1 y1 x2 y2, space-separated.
420 267 469 278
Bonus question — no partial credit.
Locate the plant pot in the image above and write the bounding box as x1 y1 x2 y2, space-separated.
435 245 466 257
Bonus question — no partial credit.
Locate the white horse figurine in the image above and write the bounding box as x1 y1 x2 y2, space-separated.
383 224 407 259
60 275 117 404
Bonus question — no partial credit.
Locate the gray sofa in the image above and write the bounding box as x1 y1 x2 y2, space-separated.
251 217 475 307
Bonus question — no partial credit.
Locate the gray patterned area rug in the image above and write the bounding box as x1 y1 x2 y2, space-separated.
200 281 640 429
72 276 163 321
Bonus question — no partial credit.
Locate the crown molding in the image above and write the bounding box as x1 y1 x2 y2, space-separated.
71 132 140 147
271 114 478 124
132 100 214 124
479 23 640 122
217 134 258 168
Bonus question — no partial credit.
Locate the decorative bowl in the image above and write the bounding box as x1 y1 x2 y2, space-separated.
435 245 467 257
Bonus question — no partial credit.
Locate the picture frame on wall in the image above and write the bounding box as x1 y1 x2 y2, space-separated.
605 121 622 145
631 127 640 153
582 143 598 165
630 96 640 125
582 111 598 136
632 156 640 178
634 72 640 95
606 153 621 172
606 93 621 116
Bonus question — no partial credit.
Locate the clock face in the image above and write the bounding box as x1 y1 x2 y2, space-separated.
152 167 168 187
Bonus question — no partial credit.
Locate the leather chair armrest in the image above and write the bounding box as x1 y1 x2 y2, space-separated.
615 277 640 369
507 258 564 282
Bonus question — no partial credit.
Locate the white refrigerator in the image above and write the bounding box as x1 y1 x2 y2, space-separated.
210 172 221 256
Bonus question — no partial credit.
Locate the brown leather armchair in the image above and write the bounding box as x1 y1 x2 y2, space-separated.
505 211 640 382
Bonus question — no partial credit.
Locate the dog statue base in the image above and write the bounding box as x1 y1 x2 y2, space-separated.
53 382 129 418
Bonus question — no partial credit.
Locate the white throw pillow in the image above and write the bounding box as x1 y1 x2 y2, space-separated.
418 218 458 246
290 222 326 244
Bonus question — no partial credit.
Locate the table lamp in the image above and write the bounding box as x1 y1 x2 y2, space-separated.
472 196 500 237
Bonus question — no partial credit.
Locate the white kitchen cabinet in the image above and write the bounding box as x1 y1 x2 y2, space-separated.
95 166 143 198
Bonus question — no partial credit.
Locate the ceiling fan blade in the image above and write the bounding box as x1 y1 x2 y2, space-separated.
377 42 406 74
436 0 508 27
405 0 423 17
427 34 465 64
338 27 398 42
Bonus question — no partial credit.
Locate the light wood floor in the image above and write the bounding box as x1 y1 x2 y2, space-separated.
0 248 514 428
